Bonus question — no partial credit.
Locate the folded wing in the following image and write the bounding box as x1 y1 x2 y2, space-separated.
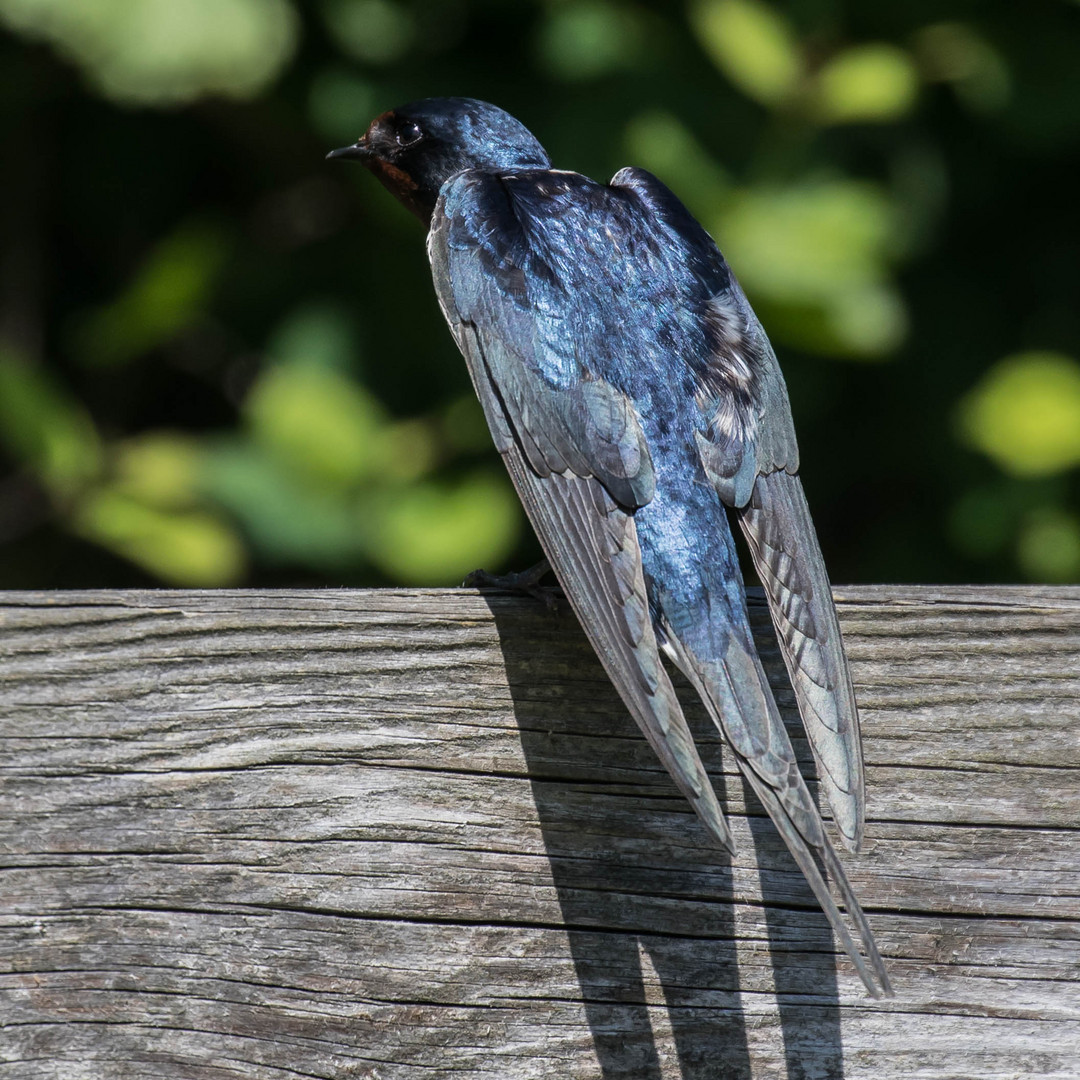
691 275 866 850
609 167 866 849
429 173 734 852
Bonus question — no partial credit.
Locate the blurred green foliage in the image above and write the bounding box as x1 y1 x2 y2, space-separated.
1 0 1079 588
957 352 1080 476
0 0 297 105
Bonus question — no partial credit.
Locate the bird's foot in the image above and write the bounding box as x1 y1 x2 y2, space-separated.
463 559 558 612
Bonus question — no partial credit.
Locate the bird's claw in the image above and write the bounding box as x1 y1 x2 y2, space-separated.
463 559 559 612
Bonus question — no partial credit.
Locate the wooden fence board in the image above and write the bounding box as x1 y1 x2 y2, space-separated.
1 586 1078 1079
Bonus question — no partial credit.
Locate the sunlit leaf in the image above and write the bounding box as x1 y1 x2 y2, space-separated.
381 419 440 482
0 0 297 106
74 489 246 586
713 179 905 356
957 352 1080 476
716 181 896 300
824 282 907 357
689 0 801 106
1017 507 1080 582
245 363 388 488
536 0 643 81
812 44 918 124
111 432 201 508
365 470 522 584
200 439 362 567
321 0 413 64
75 221 230 369
0 349 102 495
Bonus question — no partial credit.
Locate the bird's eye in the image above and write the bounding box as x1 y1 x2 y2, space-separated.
396 121 422 147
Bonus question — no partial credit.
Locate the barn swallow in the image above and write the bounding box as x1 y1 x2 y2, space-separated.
328 98 892 997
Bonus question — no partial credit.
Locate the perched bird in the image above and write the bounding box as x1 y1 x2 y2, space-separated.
328 97 892 997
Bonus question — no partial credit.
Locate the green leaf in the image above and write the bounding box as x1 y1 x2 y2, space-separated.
0 349 102 495
1017 508 1080 582
75 220 229 369
946 479 1061 561
689 0 801 106
380 419 439 482
320 0 413 65
309 67 377 142
245 363 389 488
441 394 494 454
623 111 730 218
110 432 202 508
713 180 905 357
717 181 896 298
822 282 907 357
266 302 359 373
915 23 1010 113
536 0 643 82
74 489 246 586
365 470 522 584
812 44 919 124
957 352 1080 476
948 485 1019 560
0 0 298 106
199 439 363 567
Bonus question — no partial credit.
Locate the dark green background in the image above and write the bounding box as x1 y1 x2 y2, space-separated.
3 0 1079 589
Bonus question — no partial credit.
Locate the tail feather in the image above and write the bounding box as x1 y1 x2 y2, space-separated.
661 623 892 998
739 756 893 998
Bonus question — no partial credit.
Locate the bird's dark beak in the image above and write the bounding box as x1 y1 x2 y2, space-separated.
326 139 373 163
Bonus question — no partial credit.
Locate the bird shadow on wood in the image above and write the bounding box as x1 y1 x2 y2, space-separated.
482 591 845 1080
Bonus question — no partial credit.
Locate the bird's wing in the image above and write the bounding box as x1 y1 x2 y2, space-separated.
428 171 734 853
737 463 866 850
609 168 867 852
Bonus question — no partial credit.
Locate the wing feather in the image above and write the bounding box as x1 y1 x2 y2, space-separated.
737 469 866 851
612 169 866 849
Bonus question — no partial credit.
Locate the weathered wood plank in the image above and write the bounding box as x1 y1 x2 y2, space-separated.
1 586 1078 1079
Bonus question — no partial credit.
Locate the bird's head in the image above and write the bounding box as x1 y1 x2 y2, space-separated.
327 97 551 223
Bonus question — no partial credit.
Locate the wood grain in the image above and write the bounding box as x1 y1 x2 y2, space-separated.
1 586 1078 1079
